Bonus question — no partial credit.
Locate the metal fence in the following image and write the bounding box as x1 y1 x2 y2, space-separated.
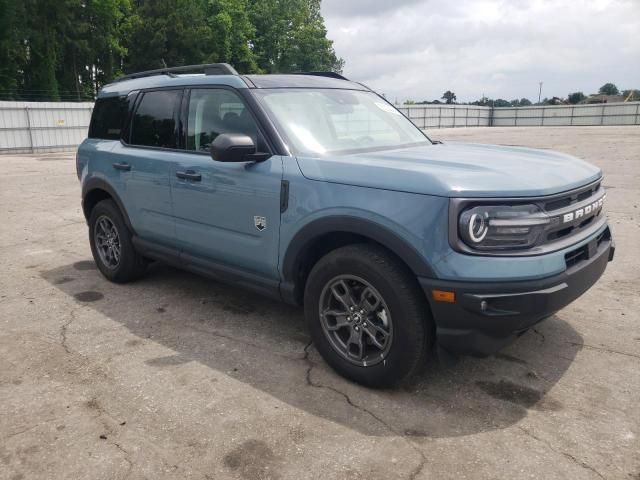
397 104 492 128
0 101 93 154
1 100 639 154
398 102 640 128
491 102 640 126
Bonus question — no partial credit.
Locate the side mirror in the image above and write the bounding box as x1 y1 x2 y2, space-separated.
210 133 271 162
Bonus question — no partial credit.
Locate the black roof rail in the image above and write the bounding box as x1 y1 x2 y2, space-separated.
296 71 350 81
114 63 239 83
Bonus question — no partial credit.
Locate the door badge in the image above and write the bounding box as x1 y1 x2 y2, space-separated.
254 216 267 232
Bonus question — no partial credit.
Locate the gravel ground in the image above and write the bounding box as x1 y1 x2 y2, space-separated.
1 126 638 480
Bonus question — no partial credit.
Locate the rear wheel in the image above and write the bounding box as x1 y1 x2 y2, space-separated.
88 199 146 283
304 244 432 388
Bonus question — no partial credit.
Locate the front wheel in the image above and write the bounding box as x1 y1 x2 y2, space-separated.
304 244 432 388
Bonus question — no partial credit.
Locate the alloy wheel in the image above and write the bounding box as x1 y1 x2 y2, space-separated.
318 275 393 367
94 215 121 269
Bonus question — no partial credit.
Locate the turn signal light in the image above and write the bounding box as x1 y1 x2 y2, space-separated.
432 290 455 303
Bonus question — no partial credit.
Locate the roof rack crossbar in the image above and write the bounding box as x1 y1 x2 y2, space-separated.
114 63 238 83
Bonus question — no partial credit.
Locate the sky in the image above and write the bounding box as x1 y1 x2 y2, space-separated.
321 0 640 103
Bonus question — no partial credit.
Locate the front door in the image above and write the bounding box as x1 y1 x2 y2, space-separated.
171 87 283 281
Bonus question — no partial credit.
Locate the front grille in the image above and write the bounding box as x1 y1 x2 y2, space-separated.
543 181 600 211
541 180 605 246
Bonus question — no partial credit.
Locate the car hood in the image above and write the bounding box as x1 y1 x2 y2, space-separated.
295 142 602 197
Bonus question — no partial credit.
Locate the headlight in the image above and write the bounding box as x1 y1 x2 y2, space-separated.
459 204 551 251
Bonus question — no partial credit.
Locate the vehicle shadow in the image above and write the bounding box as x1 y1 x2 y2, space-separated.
41 260 583 438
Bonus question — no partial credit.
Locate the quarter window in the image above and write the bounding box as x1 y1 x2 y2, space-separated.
130 90 180 148
187 89 258 152
88 96 130 140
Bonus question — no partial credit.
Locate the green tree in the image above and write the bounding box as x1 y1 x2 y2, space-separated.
125 0 211 72
0 0 344 100
249 0 343 73
58 0 131 99
125 0 258 74
20 0 62 100
441 90 456 104
519 98 532 106
598 83 619 95
567 92 585 104
205 0 258 73
0 0 27 99
493 98 510 107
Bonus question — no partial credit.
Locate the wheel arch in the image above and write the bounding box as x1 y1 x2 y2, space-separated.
280 216 435 305
82 178 135 233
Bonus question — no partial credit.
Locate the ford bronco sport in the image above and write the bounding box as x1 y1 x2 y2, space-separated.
77 63 614 388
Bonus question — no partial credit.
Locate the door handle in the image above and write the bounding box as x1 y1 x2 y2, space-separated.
112 162 131 171
176 170 202 181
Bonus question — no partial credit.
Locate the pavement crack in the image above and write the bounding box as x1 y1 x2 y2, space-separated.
59 309 78 354
302 341 427 480
3 423 42 440
568 341 640 360
111 441 134 478
517 426 605 479
532 328 546 343
3 417 60 440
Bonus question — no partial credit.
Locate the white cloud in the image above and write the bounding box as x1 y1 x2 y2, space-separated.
322 0 640 103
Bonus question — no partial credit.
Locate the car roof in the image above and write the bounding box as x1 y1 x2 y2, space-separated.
98 73 368 98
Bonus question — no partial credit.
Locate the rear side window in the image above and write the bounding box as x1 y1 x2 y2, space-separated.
88 96 130 140
130 90 181 148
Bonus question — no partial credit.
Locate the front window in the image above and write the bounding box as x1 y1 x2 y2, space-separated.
187 89 258 152
254 89 430 157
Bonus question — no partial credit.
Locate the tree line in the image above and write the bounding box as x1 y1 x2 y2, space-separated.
406 83 640 106
0 0 344 101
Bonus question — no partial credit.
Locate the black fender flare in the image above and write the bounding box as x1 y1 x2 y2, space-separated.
81 177 135 233
280 215 435 303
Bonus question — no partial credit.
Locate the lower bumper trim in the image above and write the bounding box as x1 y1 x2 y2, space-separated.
420 231 612 356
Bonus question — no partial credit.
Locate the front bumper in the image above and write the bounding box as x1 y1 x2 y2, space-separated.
420 226 614 356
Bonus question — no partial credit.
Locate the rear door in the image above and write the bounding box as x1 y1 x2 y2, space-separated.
170 87 283 281
113 88 183 246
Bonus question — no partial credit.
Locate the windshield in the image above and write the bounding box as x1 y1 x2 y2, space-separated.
254 89 430 157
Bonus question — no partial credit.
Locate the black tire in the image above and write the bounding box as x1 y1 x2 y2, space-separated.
304 244 432 388
88 199 146 283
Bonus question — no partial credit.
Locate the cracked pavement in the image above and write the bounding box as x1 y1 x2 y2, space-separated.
1 126 639 479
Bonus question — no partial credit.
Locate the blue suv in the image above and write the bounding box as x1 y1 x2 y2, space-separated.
77 63 614 388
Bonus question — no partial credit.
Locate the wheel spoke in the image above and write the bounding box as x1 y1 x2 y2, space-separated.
322 308 347 317
362 321 390 350
330 279 357 311
347 327 364 360
359 287 381 314
321 308 350 331
99 218 109 235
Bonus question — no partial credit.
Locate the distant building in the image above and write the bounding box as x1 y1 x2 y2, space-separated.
579 94 625 104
